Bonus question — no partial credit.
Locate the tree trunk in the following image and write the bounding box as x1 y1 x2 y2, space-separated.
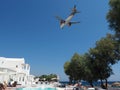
101 79 106 89
105 79 108 89
89 81 94 87
90 83 94 87
100 79 103 88
69 77 73 84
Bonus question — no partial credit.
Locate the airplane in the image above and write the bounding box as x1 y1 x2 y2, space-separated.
56 5 80 29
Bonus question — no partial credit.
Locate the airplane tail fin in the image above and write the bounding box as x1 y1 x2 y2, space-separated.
71 5 80 14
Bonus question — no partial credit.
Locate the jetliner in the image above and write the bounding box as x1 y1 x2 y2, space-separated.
56 5 80 29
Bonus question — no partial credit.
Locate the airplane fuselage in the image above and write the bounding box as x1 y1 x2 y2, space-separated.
57 5 79 29
60 14 74 29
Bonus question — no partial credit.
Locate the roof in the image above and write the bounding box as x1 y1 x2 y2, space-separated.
0 57 25 63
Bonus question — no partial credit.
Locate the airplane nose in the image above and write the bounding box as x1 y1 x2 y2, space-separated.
60 26 64 29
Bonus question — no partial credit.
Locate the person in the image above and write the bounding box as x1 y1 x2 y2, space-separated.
0 83 5 90
12 81 17 87
3 81 7 89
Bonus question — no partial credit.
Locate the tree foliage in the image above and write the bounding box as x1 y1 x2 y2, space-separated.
64 53 85 84
107 0 120 35
64 34 116 88
107 0 120 60
94 34 117 65
36 74 57 81
82 53 97 87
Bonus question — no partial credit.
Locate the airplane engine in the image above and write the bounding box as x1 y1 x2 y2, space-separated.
68 22 71 26
60 20 65 24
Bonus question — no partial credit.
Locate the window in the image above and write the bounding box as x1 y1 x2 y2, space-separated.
19 77 21 81
22 77 24 81
16 65 18 68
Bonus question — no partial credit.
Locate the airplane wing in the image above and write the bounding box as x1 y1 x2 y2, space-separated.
55 16 65 27
70 21 80 24
68 21 80 26
55 16 63 21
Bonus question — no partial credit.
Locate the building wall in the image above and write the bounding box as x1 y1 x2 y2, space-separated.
0 57 30 75
0 57 34 86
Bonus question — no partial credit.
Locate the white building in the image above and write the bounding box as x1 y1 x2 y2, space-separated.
0 57 34 86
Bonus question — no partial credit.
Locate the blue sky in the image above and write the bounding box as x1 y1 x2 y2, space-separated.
0 0 120 81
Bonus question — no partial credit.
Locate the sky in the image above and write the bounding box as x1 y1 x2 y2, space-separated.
0 0 120 81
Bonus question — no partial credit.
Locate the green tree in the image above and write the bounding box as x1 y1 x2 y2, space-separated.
89 34 116 88
38 74 57 81
107 0 120 35
83 53 98 87
70 53 84 83
107 0 120 59
64 61 73 84
95 34 117 64
64 53 85 84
